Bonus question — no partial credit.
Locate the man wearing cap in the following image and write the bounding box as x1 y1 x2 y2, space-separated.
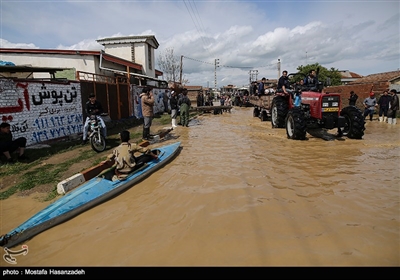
387 89 399 124
363 91 378 121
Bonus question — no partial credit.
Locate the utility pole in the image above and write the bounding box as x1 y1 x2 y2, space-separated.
249 70 258 85
180 55 183 86
277 59 281 80
248 70 258 95
214 58 219 91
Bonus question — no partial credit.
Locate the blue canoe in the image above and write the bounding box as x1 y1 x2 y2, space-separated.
0 141 181 248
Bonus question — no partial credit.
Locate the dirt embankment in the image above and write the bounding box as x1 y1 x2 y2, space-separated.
0 117 172 200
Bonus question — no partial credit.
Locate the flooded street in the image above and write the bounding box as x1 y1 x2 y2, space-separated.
1 106 399 266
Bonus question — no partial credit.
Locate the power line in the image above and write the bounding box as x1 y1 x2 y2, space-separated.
182 55 277 69
182 55 214 66
183 0 212 57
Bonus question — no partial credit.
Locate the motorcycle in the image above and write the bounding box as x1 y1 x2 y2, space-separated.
88 115 106 152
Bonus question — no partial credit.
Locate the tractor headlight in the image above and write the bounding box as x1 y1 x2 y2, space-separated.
322 102 329 107
332 102 339 107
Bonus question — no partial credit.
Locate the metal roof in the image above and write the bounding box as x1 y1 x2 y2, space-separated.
0 65 68 73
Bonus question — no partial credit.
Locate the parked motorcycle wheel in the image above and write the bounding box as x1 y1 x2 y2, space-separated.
90 134 106 153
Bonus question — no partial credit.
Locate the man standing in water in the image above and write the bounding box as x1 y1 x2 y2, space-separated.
140 87 155 140
363 92 378 121
170 91 179 128
388 89 399 124
178 89 191 127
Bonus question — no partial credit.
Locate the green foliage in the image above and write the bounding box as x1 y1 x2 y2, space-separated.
55 68 76 80
295 63 342 86
156 113 173 125
0 149 95 200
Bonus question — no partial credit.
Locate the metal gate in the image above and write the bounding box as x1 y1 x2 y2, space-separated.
77 71 131 121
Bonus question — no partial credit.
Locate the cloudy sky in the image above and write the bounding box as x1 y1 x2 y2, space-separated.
1 0 399 87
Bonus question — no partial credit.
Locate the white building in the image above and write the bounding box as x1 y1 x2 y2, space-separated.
0 35 164 86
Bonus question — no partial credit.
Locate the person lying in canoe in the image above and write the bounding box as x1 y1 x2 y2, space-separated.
108 130 158 180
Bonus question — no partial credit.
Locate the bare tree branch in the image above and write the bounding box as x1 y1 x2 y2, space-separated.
157 48 182 84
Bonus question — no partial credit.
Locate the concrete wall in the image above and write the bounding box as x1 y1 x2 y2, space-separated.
134 43 147 74
0 78 83 147
133 43 155 78
0 53 97 79
103 44 131 62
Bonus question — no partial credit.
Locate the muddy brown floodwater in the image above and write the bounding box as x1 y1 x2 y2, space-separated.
1 106 399 267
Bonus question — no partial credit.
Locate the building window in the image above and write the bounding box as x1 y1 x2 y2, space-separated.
148 46 152 70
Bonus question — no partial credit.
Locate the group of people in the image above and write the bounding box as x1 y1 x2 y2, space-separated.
106 86 192 180
169 88 192 128
361 89 399 123
3 82 398 166
197 91 214 107
276 69 319 96
136 86 192 139
80 86 192 144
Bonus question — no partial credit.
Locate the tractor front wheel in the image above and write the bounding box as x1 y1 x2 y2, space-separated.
340 106 365 139
285 108 307 140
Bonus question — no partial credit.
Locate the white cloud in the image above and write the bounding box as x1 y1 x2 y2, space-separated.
0 39 38 49
1 0 398 87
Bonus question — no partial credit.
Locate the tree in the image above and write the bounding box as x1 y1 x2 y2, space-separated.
295 63 342 86
157 48 181 84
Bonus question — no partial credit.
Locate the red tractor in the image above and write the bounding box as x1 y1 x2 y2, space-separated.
270 71 365 140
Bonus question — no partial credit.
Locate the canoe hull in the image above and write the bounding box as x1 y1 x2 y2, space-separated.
0 141 181 248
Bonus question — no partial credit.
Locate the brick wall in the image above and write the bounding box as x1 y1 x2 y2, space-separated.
324 81 390 109
0 78 83 146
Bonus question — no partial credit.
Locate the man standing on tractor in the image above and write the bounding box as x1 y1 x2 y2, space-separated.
303 69 318 90
258 77 266 97
277 70 292 96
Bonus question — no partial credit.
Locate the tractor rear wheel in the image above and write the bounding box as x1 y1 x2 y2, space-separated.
340 106 365 139
271 96 289 128
285 108 307 140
